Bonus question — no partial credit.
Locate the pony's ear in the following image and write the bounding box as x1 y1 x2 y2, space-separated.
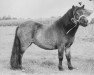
72 5 75 9
81 5 85 8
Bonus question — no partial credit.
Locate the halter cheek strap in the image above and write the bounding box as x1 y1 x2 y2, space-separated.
71 18 78 25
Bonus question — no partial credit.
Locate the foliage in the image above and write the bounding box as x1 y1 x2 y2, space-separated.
0 16 17 20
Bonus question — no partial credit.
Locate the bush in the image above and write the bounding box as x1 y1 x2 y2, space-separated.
0 16 17 20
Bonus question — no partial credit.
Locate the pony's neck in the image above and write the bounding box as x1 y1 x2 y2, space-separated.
55 8 79 37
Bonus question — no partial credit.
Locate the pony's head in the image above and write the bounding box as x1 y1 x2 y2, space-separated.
71 5 88 27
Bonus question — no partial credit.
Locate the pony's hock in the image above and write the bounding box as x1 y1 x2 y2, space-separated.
10 5 89 71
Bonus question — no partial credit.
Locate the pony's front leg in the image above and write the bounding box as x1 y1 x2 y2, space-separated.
65 48 74 70
58 45 65 71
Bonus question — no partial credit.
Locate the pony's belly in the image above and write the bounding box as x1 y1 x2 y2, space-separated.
34 29 57 50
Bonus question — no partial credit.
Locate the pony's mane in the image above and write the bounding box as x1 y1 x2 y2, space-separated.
55 7 74 30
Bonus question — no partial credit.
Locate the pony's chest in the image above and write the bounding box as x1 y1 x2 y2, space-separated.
65 37 75 48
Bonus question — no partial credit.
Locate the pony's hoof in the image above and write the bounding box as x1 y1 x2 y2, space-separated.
58 66 64 71
21 67 25 72
68 66 74 70
10 66 23 70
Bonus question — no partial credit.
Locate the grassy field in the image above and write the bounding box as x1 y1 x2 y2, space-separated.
0 19 94 75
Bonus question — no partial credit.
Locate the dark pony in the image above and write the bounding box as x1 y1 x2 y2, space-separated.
10 5 89 71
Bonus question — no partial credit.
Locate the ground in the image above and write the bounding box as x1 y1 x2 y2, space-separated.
0 26 94 75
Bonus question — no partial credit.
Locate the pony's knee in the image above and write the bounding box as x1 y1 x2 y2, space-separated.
65 49 70 55
65 49 71 60
58 52 63 60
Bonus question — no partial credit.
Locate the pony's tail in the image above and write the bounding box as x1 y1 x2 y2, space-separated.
10 27 22 69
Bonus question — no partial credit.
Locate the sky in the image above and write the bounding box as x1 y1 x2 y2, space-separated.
0 0 93 19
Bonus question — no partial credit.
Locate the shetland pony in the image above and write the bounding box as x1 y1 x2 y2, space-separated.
10 5 89 71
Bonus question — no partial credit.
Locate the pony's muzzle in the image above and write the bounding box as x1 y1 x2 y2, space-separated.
83 18 88 27
79 16 89 27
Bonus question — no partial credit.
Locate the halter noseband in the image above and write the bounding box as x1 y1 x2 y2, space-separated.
71 15 85 25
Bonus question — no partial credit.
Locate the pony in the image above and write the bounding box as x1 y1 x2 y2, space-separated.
10 5 89 71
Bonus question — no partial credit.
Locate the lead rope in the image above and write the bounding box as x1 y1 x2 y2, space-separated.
66 24 77 35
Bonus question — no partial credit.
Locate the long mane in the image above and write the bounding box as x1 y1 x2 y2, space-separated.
55 7 74 31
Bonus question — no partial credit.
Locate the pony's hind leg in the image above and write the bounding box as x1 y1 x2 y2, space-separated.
10 27 33 70
10 36 32 70
65 48 74 70
10 32 23 70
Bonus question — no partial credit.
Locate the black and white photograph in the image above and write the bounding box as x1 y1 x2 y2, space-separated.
0 0 94 75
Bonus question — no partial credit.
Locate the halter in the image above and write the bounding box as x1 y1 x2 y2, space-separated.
66 15 85 35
